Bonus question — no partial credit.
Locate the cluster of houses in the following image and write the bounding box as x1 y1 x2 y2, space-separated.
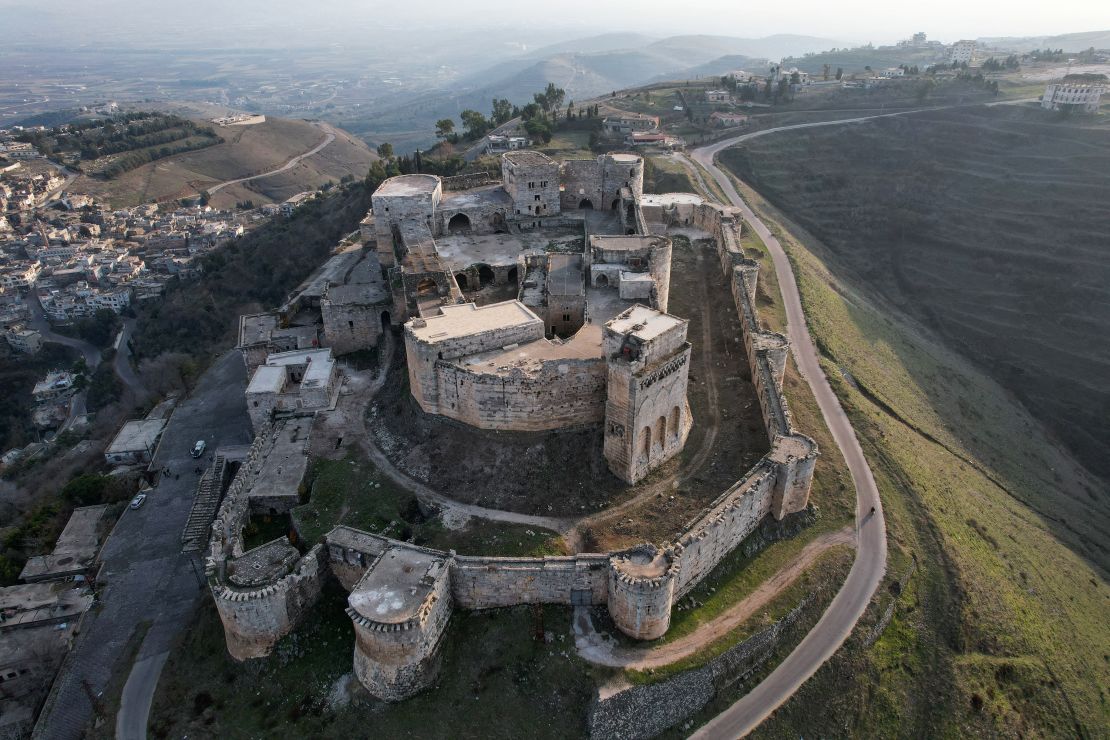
1 162 257 342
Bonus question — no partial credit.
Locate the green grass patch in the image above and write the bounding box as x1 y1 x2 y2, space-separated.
713 161 1110 736
148 583 604 739
294 451 564 556
629 544 853 684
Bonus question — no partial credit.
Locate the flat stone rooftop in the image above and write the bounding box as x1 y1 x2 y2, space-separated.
440 184 512 211
246 365 285 395
259 348 334 389
590 234 669 252
548 254 584 297
228 538 299 588
291 246 364 303
456 329 603 377
19 505 109 582
641 193 705 207
0 582 92 631
375 173 440 197
105 418 167 455
607 304 685 342
612 545 673 578
408 301 543 344
502 150 556 167
325 282 390 306
349 546 446 625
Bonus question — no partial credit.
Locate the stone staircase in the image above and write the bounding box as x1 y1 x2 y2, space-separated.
181 455 228 553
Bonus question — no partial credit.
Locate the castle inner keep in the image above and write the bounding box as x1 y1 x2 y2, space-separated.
204 148 818 703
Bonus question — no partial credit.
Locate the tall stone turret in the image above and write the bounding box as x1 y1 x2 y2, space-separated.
602 305 692 484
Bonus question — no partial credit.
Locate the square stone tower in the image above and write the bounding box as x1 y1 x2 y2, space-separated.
501 151 560 222
602 305 692 484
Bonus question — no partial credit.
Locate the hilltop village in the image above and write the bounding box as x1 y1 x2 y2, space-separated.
194 147 818 702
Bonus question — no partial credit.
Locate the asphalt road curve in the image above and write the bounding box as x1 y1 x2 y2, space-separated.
687 125 888 738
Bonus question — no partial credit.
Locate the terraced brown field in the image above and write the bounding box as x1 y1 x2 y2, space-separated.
70 117 377 208
721 105 1110 479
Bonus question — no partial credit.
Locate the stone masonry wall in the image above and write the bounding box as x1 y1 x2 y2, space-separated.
404 316 546 413
433 356 607 431
451 553 611 608
587 601 807 740
321 297 383 356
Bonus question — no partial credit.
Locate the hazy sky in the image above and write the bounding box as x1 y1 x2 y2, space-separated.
3 0 1107 46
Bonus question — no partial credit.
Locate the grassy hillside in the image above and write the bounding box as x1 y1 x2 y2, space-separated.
713 150 1109 736
68 117 376 208
720 104 1110 481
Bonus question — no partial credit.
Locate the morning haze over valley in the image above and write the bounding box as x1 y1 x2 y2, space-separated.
0 1 1107 738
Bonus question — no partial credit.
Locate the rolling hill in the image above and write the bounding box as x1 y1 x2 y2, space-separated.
977 29 1110 52
719 104 1110 481
351 33 840 147
67 115 377 209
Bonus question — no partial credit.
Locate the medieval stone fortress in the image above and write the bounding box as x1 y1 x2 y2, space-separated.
202 146 818 702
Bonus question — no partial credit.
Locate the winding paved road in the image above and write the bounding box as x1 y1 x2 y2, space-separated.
684 118 890 737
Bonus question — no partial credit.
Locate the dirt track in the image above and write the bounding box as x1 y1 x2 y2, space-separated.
573 526 854 669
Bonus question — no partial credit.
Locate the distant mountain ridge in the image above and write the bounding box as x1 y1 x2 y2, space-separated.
357 32 841 142
977 30 1110 52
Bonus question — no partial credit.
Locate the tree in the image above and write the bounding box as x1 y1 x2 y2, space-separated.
376 142 394 160
434 119 455 140
459 109 489 140
835 67 843 80
491 98 513 125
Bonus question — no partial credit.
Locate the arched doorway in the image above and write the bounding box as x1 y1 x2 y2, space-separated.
477 265 495 288
641 426 652 460
490 212 507 233
578 198 594 210
595 273 609 288
455 272 469 291
417 278 437 295
380 310 391 328
448 213 471 234
611 199 620 211
507 266 518 286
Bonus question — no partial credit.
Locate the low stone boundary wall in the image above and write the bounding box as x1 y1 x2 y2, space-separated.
587 601 807 740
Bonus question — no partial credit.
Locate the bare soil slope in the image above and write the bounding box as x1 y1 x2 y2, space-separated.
69 117 376 208
721 104 1110 479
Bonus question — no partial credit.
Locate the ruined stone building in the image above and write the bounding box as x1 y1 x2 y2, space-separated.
245 348 339 432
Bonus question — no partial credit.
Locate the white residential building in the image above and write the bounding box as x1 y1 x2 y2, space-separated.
949 40 976 64
1041 82 1104 113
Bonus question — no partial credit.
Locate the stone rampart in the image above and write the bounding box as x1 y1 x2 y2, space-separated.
431 356 607 431
673 462 777 598
451 553 611 608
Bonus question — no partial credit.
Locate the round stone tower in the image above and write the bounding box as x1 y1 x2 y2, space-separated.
606 543 679 640
347 547 453 701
